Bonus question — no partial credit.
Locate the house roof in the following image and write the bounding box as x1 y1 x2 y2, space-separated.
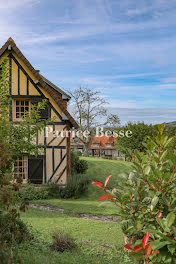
0 37 78 128
70 135 116 150
39 74 70 100
89 136 115 150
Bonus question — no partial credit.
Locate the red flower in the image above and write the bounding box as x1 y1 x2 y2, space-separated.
98 194 115 201
92 175 112 191
124 232 159 264
92 182 104 188
104 175 112 187
124 244 142 252
142 231 149 248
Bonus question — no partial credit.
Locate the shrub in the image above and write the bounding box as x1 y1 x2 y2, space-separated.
50 230 77 252
46 174 90 199
71 151 88 174
60 174 90 198
92 124 176 263
76 159 88 174
44 183 61 198
74 150 82 157
0 211 32 243
18 184 49 200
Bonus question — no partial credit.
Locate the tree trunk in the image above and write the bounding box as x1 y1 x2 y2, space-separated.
83 141 90 157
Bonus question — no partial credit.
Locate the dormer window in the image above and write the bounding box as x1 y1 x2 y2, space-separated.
13 99 30 120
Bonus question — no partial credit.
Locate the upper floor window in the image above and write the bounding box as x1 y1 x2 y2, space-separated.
13 99 30 120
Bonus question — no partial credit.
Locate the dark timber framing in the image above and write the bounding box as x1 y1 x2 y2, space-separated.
18 66 20 95
9 53 63 121
44 126 47 184
52 146 55 173
48 153 67 182
0 37 79 185
27 77 29 95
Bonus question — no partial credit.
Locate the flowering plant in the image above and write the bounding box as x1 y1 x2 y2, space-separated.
124 232 159 264
92 124 176 263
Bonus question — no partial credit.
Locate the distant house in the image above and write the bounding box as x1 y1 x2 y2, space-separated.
89 136 124 159
71 135 125 159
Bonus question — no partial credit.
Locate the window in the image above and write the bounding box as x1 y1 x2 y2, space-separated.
93 143 100 147
105 143 113 147
14 99 30 119
14 156 28 180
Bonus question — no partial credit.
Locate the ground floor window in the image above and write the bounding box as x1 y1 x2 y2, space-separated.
14 156 28 180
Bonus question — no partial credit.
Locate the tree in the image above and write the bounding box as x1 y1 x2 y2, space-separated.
165 125 176 155
0 58 48 263
68 87 120 155
116 122 156 158
104 113 120 128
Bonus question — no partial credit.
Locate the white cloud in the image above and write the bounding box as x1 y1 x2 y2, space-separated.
161 77 176 83
0 0 39 9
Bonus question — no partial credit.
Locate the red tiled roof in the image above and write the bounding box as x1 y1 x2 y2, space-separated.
89 136 116 150
71 135 116 150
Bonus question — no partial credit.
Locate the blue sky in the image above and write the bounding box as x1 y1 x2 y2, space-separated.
1 0 176 124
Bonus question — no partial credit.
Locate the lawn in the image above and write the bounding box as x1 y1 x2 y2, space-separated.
21 208 123 246
20 208 133 264
19 158 133 263
33 157 131 215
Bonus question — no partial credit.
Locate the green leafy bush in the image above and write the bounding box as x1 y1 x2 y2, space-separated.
60 174 90 198
50 230 77 252
44 183 61 198
46 174 90 199
71 151 88 174
93 124 176 263
73 150 82 157
18 184 49 200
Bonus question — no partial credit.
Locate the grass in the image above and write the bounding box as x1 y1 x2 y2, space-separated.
20 208 133 264
19 158 133 263
33 157 131 216
19 241 133 264
21 208 123 246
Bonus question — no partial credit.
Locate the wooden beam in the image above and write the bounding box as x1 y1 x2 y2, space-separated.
48 153 67 182
18 66 20 95
52 147 55 173
67 129 71 180
56 166 67 183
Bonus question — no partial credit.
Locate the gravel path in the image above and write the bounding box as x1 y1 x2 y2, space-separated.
29 203 119 222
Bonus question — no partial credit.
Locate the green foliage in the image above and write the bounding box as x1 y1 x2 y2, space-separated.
116 122 156 157
46 174 90 199
94 124 176 263
18 184 49 200
50 229 77 252
165 126 176 155
73 150 82 157
71 150 88 174
60 174 90 198
0 58 49 263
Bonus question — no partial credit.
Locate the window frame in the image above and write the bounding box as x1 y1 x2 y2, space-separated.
12 98 30 121
14 155 28 181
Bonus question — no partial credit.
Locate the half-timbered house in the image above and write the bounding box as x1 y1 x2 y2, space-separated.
0 37 78 185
